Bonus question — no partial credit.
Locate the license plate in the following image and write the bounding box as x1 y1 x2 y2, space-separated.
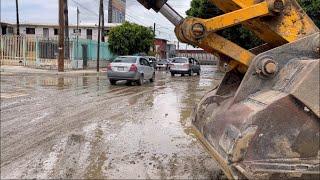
117 67 124 71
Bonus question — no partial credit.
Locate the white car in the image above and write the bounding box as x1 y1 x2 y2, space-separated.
170 57 201 76
107 56 155 85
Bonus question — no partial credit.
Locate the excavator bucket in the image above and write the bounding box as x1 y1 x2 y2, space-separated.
191 33 320 179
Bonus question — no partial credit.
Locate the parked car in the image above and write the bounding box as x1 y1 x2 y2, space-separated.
146 56 157 69
107 56 155 86
170 57 201 76
156 59 170 70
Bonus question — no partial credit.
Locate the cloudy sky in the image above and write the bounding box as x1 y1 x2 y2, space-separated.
1 0 192 46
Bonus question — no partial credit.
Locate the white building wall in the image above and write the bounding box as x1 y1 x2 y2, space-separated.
80 28 87 39
92 29 99 40
6 24 107 40
19 27 26 34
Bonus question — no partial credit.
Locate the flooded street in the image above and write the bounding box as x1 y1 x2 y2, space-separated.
1 65 224 179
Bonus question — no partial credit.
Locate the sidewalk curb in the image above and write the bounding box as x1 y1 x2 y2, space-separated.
0 66 107 75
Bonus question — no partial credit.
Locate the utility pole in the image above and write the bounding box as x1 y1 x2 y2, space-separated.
15 0 20 35
153 23 156 52
76 7 80 60
64 0 69 59
58 0 65 72
97 0 103 72
101 0 105 42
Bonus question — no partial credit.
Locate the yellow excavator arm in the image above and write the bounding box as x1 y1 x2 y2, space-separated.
137 0 320 179
138 0 318 70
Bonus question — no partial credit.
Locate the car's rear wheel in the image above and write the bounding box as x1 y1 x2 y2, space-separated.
171 72 175 77
150 73 155 83
109 79 117 85
137 74 144 86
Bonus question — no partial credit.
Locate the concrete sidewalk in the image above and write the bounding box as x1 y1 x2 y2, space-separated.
0 65 107 75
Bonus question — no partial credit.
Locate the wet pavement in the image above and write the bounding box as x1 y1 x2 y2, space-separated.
1 65 225 179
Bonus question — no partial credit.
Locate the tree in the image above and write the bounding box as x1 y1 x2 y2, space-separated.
186 0 320 49
298 0 320 27
108 22 155 55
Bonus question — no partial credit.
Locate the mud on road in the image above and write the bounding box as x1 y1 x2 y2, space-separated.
1 66 224 179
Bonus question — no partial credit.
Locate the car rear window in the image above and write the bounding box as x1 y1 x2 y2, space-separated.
114 57 137 63
172 58 187 63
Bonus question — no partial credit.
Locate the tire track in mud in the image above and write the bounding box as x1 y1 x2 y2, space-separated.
1 74 165 179
0 76 140 138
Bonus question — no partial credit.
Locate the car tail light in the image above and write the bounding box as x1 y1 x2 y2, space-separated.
129 64 138 72
107 64 112 71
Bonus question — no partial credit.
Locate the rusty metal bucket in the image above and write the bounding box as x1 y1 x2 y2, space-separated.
192 33 320 179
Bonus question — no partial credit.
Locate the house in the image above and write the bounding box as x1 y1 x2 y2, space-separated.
154 38 168 59
0 22 121 40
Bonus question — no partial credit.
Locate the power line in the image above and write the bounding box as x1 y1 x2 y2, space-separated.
70 0 99 17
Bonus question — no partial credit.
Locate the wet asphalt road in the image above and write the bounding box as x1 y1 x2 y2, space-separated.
1 65 224 179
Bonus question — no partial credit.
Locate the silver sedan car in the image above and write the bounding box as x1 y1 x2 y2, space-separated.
107 56 155 86
170 57 201 76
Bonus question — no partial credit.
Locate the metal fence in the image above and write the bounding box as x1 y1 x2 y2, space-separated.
176 51 218 65
0 35 115 69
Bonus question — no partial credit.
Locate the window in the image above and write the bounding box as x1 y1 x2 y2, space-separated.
73 29 81 34
139 58 144 65
54 28 59 35
114 56 137 63
26 28 35 34
144 60 151 67
1 26 7 35
8 27 14 34
86 29 92 40
140 58 151 66
172 58 188 63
